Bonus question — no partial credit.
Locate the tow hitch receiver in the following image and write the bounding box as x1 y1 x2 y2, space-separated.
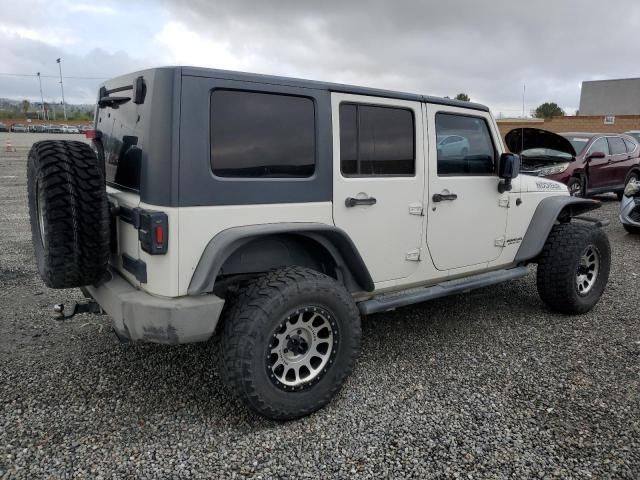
53 300 102 321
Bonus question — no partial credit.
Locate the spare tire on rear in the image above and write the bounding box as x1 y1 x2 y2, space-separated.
27 140 110 289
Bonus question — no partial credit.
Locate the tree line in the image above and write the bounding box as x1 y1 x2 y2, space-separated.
0 99 93 121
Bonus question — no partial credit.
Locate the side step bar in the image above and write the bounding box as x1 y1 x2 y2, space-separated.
358 266 529 315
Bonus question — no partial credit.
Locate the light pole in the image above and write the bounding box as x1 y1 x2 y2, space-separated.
56 58 67 121
37 72 46 121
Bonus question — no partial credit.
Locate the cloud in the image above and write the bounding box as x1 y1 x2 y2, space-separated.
154 22 248 71
0 31 145 104
0 24 79 47
2 0 640 112
66 3 119 15
157 0 640 115
0 0 161 103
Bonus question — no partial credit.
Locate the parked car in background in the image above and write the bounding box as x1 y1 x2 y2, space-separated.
60 124 80 134
437 134 471 158
0 122 8 132
47 125 63 134
619 177 640 233
507 128 640 199
10 124 28 133
625 131 640 143
30 125 48 133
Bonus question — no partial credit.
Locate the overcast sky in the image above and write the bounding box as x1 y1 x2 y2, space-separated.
1 0 639 116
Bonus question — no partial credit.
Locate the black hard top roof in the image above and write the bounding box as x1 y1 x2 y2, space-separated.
112 66 490 113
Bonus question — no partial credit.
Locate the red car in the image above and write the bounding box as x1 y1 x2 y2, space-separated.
506 128 640 198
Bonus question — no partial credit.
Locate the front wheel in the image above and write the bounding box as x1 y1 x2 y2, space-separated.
567 177 583 197
220 267 361 420
618 171 639 200
536 223 610 314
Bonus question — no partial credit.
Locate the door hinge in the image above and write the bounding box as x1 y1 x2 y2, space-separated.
494 237 506 247
405 248 421 261
408 203 423 216
498 198 510 208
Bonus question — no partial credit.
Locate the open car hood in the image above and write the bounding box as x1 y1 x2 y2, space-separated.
505 128 576 156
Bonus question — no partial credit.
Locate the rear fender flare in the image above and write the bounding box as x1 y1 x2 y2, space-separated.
187 223 374 295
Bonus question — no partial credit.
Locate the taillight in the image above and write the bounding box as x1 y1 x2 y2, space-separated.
155 224 164 244
85 129 101 139
138 210 168 255
117 206 169 255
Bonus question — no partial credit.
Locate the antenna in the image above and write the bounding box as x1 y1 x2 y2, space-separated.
37 72 45 120
56 58 67 121
521 83 526 154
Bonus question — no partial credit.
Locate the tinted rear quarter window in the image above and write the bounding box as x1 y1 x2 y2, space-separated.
607 136 626 155
102 100 141 192
624 138 637 153
339 103 415 176
435 113 495 175
210 90 315 177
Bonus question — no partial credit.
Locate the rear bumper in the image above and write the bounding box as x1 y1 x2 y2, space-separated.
86 270 225 344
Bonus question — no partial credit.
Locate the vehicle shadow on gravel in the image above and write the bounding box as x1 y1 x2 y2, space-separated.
3 270 544 425
78 273 545 425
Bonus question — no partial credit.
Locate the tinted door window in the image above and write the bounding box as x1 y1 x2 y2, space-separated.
607 136 626 155
589 137 609 155
339 103 415 176
210 90 315 177
435 113 495 175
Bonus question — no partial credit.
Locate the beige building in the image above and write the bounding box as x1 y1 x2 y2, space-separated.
579 78 640 115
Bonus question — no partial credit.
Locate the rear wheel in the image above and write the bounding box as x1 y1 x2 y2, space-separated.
536 223 610 314
220 266 361 420
27 140 110 288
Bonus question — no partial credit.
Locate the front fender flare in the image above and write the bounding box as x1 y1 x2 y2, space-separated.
514 196 601 263
187 223 374 295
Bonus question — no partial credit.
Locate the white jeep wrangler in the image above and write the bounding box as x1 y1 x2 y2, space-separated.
27 67 610 420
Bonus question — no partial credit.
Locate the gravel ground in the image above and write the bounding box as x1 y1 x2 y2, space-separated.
1 140 639 479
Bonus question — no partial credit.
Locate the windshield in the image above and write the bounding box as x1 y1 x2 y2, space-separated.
561 135 590 155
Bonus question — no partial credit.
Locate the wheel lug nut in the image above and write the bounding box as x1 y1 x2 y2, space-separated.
283 348 288 353
297 330 301 334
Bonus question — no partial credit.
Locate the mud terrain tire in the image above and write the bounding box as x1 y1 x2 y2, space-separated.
536 222 610 314
27 140 110 288
220 266 361 420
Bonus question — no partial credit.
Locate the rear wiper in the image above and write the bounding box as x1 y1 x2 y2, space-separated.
98 75 146 109
98 96 131 108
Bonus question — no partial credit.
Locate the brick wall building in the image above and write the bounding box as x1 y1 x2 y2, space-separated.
496 115 640 149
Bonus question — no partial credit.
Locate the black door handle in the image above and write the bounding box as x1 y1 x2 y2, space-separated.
345 196 377 207
432 193 458 202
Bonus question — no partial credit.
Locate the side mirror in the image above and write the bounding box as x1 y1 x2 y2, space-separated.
587 151 605 160
498 153 520 193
